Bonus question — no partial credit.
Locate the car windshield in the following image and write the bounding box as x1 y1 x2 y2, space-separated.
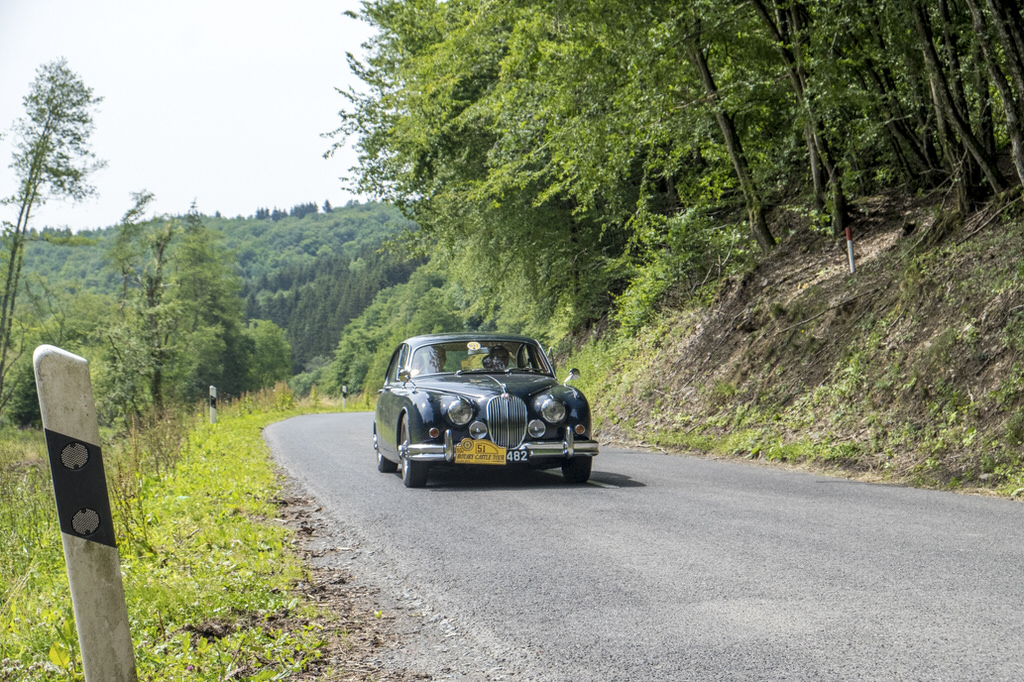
408 340 549 377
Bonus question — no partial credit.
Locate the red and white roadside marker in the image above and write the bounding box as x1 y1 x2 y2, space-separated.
846 226 856 274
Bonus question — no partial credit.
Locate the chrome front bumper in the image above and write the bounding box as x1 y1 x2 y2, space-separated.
404 428 599 463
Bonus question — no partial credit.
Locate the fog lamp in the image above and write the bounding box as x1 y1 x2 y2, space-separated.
469 421 488 439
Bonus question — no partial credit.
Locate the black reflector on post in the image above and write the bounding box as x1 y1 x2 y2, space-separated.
44 429 116 548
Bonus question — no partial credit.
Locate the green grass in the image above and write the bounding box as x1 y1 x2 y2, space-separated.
1 386 343 681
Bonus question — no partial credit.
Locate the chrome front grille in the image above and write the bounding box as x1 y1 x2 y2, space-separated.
486 394 527 449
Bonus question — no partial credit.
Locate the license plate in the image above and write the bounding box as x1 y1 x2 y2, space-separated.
506 449 529 462
454 438 506 465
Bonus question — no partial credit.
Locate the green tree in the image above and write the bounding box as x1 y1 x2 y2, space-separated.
0 58 103 414
169 203 250 398
100 196 255 422
244 319 292 389
336 0 631 330
102 192 178 419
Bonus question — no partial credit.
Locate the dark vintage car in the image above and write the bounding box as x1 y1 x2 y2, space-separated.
373 333 599 487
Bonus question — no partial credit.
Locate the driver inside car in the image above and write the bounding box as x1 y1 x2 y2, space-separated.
483 346 511 370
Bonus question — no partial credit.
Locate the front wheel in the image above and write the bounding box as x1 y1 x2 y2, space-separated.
561 456 592 484
399 418 428 488
402 457 428 488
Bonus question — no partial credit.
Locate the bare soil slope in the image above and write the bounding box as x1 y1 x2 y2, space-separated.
594 194 1024 493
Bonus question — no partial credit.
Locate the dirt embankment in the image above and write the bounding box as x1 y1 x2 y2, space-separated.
595 193 1024 492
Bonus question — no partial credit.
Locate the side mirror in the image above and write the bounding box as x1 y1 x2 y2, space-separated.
563 368 580 386
398 368 412 384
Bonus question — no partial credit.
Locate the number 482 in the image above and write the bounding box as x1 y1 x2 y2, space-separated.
506 450 528 462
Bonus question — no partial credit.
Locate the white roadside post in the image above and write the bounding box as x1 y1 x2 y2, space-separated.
342 384 348 410
33 345 138 682
209 385 217 424
845 225 856 274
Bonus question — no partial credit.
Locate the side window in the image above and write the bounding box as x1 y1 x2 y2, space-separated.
529 344 552 373
384 346 406 384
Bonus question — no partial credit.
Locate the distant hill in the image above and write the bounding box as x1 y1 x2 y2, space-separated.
23 201 419 372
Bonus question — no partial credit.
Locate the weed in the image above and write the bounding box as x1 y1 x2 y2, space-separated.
1004 411 1024 447
712 381 737 400
0 389 331 680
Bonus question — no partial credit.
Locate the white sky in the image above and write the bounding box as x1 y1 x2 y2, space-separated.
0 0 375 230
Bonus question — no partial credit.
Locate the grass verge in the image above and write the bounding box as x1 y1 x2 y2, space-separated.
1 386 351 681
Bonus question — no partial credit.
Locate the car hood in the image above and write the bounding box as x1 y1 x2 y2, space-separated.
411 372 564 400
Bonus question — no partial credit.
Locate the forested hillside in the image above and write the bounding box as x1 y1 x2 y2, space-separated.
7 2 1024 490
10 201 414 423
331 0 1024 333
321 0 1024 386
205 202 420 371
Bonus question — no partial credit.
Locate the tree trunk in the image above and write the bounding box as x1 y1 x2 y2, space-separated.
969 0 1024 185
912 2 1008 195
750 0 848 235
0 120 50 413
686 39 775 253
984 0 1024 104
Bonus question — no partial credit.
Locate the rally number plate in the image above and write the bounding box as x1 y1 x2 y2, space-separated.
454 438 506 465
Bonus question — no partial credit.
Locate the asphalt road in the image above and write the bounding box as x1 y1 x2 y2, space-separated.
265 412 1024 680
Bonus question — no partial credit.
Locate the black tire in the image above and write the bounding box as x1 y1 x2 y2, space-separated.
378 451 398 473
375 428 398 472
378 449 398 473
561 456 592 484
402 458 428 488
399 418 428 488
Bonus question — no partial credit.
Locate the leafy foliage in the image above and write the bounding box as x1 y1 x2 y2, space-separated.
94 196 259 424
325 262 463 395
1 59 103 416
336 0 1024 336
243 319 292 389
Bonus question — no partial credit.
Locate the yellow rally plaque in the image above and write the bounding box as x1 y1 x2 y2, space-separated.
454 438 506 465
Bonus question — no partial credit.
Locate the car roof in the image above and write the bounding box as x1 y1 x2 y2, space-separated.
403 332 540 348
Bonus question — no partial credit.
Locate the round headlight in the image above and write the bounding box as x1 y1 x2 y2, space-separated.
447 399 474 426
540 398 567 424
528 419 547 438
